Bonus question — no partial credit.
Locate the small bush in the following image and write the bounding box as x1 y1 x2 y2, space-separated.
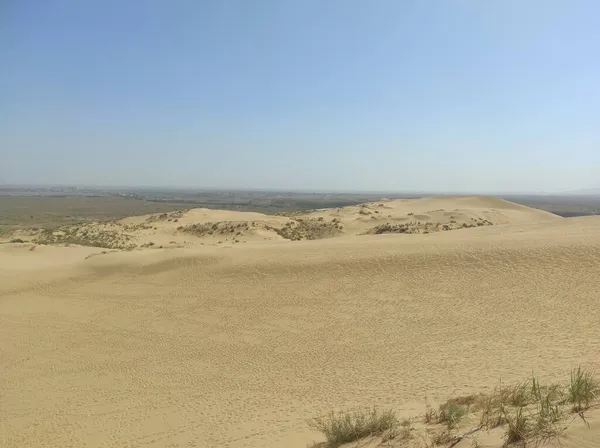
10 238 25 243
307 408 399 447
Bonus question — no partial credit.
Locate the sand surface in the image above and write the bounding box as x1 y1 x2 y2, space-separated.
1 197 599 447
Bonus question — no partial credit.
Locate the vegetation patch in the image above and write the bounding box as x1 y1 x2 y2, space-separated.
147 209 190 223
311 367 599 448
366 217 494 235
179 221 251 237
568 366 599 412
267 219 343 241
307 407 399 448
34 225 134 249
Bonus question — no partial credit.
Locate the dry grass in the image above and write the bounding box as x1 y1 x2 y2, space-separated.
312 368 598 447
431 429 454 445
307 408 399 448
498 381 532 408
503 405 528 444
424 406 438 424
479 397 507 429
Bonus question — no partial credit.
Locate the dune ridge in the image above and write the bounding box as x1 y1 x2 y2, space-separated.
3 196 562 249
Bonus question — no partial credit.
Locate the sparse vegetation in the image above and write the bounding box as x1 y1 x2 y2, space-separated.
479 394 507 429
267 219 342 241
34 225 134 249
366 217 493 235
180 221 251 238
307 408 399 448
312 368 598 447
531 375 562 424
431 429 453 445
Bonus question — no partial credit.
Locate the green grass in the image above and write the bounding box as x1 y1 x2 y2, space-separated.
438 401 467 428
568 367 599 412
307 408 399 448
531 375 562 424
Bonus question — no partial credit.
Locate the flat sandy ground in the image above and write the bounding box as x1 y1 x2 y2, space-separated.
1 197 600 447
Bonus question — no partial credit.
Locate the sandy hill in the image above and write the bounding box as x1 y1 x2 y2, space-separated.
1 197 599 448
4 196 562 249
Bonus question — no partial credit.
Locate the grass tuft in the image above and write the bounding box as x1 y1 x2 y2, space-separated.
307 407 399 448
438 402 467 428
499 381 531 407
479 394 506 429
503 405 528 444
531 375 562 424
567 367 599 413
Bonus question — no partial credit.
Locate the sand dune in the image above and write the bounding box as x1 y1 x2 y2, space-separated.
1 197 599 447
3 196 562 249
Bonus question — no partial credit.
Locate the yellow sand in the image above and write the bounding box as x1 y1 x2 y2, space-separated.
1 196 599 447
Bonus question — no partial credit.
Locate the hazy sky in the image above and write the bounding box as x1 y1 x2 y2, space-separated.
2 1 599 193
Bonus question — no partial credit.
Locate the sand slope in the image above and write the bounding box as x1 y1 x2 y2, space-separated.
1 198 598 447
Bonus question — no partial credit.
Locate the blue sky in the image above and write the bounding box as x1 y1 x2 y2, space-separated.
2 1 599 193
